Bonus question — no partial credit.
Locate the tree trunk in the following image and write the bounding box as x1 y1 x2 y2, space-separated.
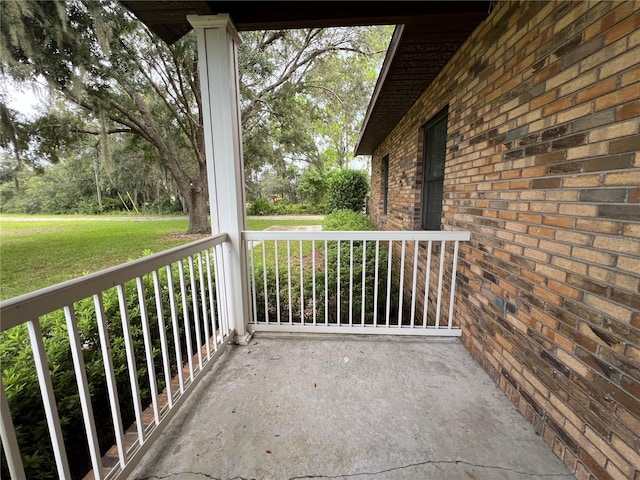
187 184 210 234
94 155 102 208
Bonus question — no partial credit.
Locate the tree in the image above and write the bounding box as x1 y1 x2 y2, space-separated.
238 27 390 198
2 0 391 228
297 167 329 209
308 26 393 169
1 0 210 232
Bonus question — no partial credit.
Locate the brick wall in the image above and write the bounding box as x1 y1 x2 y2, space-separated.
370 1 640 479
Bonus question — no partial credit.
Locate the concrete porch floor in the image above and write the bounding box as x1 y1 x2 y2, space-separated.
130 334 574 480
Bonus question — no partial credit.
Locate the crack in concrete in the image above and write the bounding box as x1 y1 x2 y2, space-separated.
288 459 574 479
138 473 255 480
137 459 573 480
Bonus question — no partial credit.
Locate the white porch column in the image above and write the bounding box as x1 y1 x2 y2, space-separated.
188 14 251 344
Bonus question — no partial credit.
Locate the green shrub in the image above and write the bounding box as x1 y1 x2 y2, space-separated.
282 203 306 214
99 196 124 213
151 196 183 214
267 202 321 215
246 198 273 216
326 169 369 213
322 210 375 231
75 198 101 215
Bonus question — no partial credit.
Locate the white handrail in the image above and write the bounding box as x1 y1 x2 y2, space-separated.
242 230 470 241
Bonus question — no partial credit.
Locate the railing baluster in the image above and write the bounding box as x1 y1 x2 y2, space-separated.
94 294 127 460
196 253 211 360
0 375 26 480
262 239 269 324
178 261 195 382
423 241 433 328
398 240 406 326
373 240 380 326
287 240 293 325
448 240 461 329
435 240 446 328
349 240 354 326
117 283 146 444
188 256 204 370
65 305 104 479
249 240 258 326
299 240 304 324
275 240 281 324
312 240 317 326
27 319 72 479
410 240 419 328
324 240 328 325
386 240 392 327
136 276 161 425
337 240 341 325
166 265 185 393
361 240 366 326
205 249 219 352
152 271 174 408
243 241 254 332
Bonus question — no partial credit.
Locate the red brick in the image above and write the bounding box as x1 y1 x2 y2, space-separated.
575 219 621 234
620 64 640 87
542 215 575 228
595 83 640 111
608 9 640 39
615 100 640 121
543 96 574 116
547 279 581 300
531 89 559 109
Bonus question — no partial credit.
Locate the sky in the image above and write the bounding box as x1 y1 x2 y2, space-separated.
2 79 49 120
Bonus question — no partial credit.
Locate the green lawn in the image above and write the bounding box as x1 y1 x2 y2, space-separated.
0 215 322 300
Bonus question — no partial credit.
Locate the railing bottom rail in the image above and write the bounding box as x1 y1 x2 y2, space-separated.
250 324 462 336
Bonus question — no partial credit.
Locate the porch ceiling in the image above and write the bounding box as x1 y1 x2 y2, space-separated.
119 0 491 155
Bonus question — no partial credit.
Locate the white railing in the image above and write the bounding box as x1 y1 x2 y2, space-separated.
0 234 233 480
243 230 470 336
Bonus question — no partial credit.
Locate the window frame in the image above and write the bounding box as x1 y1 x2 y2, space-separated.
382 155 389 215
420 107 448 231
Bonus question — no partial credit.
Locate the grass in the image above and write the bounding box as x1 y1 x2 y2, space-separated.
0 215 323 300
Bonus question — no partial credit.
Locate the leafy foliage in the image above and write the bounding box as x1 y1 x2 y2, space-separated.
1 0 210 232
238 27 391 200
297 167 329 211
327 168 369 213
322 209 375 231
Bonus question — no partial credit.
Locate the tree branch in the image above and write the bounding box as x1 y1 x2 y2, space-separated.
70 127 132 135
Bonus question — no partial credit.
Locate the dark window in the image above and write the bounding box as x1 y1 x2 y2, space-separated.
382 155 389 214
421 108 448 230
